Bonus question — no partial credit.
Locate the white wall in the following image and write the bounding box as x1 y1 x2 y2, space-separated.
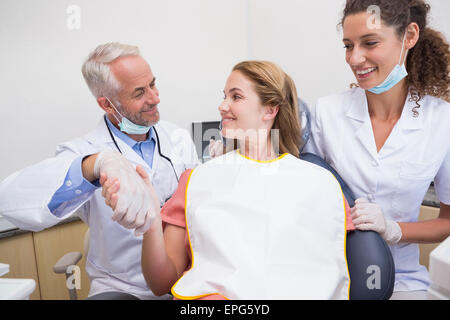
247 0 450 108
0 0 449 181
0 0 249 180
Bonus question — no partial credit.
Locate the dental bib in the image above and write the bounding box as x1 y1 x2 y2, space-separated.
171 150 350 300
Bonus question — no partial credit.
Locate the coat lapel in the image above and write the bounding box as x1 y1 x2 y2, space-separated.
345 89 379 161
345 90 424 160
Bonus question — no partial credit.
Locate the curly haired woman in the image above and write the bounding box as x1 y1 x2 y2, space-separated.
305 0 450 299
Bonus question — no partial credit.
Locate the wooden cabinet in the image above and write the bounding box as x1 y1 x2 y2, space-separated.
418 205 441 270
0 233 41 300
0 220 90 300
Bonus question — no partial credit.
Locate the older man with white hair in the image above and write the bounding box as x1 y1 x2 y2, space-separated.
0 42 200 299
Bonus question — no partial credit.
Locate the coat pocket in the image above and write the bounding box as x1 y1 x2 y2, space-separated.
391 160 438 217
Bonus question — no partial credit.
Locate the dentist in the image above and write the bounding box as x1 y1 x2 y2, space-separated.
0 42 199 299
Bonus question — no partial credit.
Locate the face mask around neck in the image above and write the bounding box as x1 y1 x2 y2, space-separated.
106 97 151 135
368 32 409 95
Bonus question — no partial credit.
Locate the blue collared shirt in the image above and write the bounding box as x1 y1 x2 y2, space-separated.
48 117 156 216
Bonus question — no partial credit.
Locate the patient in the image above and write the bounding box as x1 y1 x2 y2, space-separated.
101 61 355 300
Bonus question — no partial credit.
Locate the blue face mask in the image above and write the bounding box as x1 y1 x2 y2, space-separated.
368 33 408 95
106 97 151 135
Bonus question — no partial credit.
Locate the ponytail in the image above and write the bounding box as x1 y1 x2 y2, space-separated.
272 73 301 157
407 27 450 114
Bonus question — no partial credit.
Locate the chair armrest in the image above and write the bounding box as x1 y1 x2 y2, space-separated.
346 230 395 300
53 252 82 274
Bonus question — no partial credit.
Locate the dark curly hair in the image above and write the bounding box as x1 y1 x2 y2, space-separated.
341 0 450 115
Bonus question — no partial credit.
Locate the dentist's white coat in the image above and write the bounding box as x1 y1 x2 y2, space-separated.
0 117 200 299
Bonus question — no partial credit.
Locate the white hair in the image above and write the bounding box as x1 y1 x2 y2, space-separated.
82 42 140 99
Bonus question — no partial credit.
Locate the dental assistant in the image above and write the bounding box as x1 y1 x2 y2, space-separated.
0 42 199 299
305 0 450 299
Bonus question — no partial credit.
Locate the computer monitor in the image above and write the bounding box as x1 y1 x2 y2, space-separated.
192 121 221 163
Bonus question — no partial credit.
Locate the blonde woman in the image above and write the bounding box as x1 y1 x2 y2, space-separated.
101 61 355 300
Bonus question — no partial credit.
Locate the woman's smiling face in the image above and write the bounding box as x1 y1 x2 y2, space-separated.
219 70 269 140
342 12 408 90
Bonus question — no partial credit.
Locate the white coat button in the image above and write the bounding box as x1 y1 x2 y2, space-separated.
371 161 378 167
75 189 82 195
66 180 72 187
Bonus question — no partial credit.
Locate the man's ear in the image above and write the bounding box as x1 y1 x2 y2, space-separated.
263 105 279 121
97 97 112 113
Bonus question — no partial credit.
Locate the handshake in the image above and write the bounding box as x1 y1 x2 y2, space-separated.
92 140 223 236
93 150 160 236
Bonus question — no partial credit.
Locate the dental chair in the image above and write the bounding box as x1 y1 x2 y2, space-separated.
53 227 89 300
300 152 395 300
53 229 139 300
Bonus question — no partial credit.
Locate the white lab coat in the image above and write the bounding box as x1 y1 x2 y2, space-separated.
0 117 200 299
304 87 450 292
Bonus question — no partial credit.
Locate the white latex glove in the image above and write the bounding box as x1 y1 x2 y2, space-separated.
95 150 159 236
208 139 224 159
351 198 402 245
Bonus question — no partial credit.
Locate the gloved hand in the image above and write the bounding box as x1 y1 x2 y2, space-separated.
208 139 224 159
351 198 402 245
95 150 159 236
